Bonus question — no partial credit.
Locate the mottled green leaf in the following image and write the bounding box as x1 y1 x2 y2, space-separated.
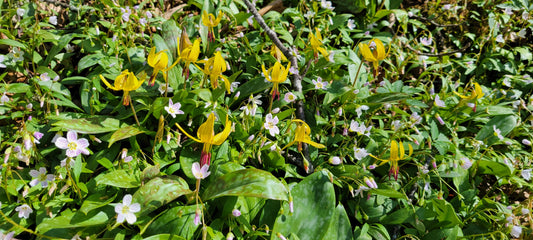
475 115 517 145
79 193 117 215
477 159 512 177
95 169 140 188
36 209 108 233
133 176 192 216
0 39 27 49
273 171 335 240
52 117 121 134
323 204 354 240
203 168 288 201
78 53 105 71
144 205 198 239
108 125 146 147
431 199 462 228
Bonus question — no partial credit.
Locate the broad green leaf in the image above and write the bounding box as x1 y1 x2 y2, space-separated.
133 176 192 216
78 53 104 71
36 209 108 233
142 234 186 240
431 199 462 228
364 92 409 105
380 207 414 225
323 204 354 240
372 187 407 199
475 115 517 145
108 125 146 147
4 83 30 93
52 116 121 134
423 225 463 240
79 193 117 215
324 81 351 105
95 169 140 188
273 171 335 240
144 205 198 239
0 39 27 49
161 19 180 61
477 159 512 177
203 168 288 201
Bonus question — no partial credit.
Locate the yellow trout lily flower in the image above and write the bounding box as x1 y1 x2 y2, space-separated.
177 30 201 79
359 38 388 70
370 140 413 180
453 82 484 112
309 28 329 59
270 45 287 61
100 70 144 106
262 61 291 100
176 112 232 166
282 119 326 152
200 51 231 93
202 10 223 42
147 47 177 86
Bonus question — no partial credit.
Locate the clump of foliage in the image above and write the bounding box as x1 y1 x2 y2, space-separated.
0 0 532 239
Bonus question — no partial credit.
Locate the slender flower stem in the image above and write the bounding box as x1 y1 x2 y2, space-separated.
129 98 140 126
352 61 364 87
0 210 66 239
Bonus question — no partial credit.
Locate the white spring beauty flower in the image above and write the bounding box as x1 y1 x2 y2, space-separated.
115 194 141 224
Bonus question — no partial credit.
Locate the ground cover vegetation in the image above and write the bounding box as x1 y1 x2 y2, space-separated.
0 0 532 239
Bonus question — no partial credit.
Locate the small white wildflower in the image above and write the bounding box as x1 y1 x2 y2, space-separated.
522 139 531 146
522 169 532 181
15 204 33 219
312 77 328 90
164 99 184 118
420 36 432 46
0 55 6 68
493 125 504 140
518 28 526 38
434 95 446 107
0 92 9 105
320 0 335 10
139 18 147 26
495 34 505 43
158 84 173 95
49 16 57 25
503 7 513 15
304 11 315 19
329 156 342 165
460 157 472 170
355 105 369 117
347 19 356 30
391 120 402 131
115 194 141 224
521 208 530 215
192 162 211 179
9 48 24 62
146 11 153 18
522 11 529 20
29 167 55 188
230 82 240 93
284 92 296 103
353 147 369 160
510 225 522 238
264 113 280 137
17 8 25 17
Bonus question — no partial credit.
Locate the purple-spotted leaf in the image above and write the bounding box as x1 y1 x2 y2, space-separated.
133 176 192 216
203 169 288 201
108 125 146 147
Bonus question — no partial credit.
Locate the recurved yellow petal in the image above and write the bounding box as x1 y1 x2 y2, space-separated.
213 115 232 145
99 75 120 91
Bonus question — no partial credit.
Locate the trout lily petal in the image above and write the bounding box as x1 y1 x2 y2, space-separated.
282 119 326 152
177 30 201 79
309 28 329 59
453 82 484 111
359 38 388 70
147 47 174 86
370 140 413 180
100 70 144 106
176 112 232 166
202 11 223 42
262 61 291 99
200 51 231 93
